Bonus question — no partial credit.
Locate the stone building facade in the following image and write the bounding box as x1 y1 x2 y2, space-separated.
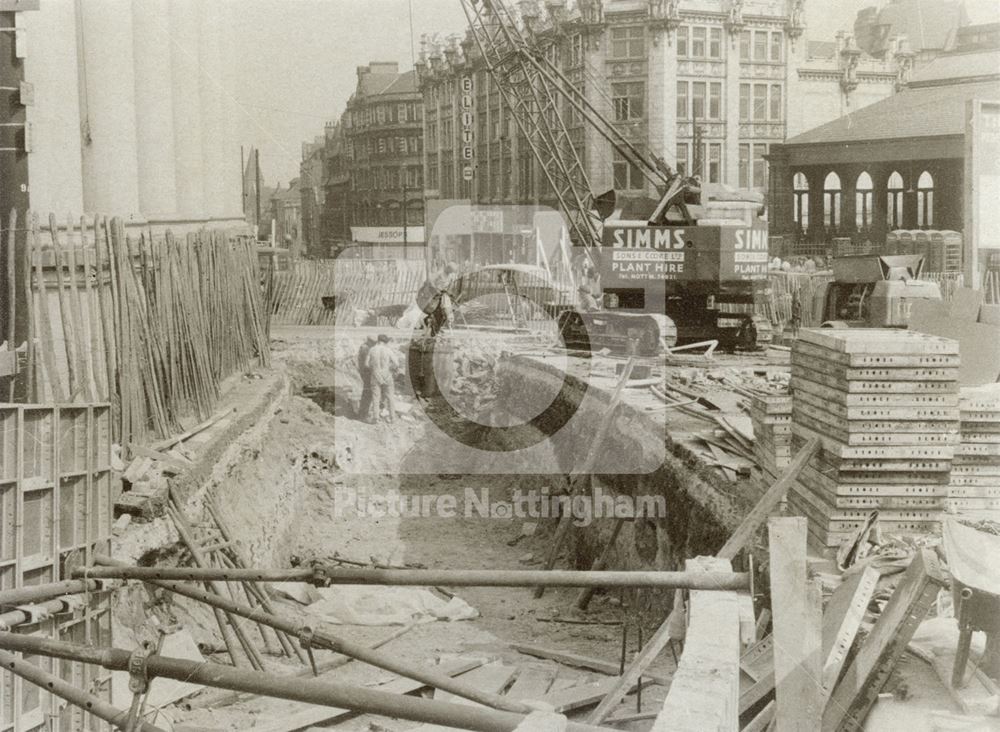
416 0 911 216
340 62 425 256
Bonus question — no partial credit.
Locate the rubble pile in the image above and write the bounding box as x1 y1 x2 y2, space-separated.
749 393 792 472
446 340 502 420
949 387 1000 517
786 329 961 548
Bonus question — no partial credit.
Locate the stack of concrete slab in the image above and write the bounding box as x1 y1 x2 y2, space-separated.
749 393 792 473
788 329 961 547
949 387 1000 516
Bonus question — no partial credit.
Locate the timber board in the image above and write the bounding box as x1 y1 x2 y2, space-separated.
792 377 960 407
796 329 959 355
791 363 958 394
792 409 959 446
949 497 1000 510
790 340 961 368
791 398 959 435
792 423 954 459
959 432 1000 444
955 442 1000 456
792 389 960 422
789 352 958 381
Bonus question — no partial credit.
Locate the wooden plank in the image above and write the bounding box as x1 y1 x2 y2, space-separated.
791 339 961 368
717 437 819 560
742 700 775 732
251 658 484 732
543 676 650 714
650 556 741 731
506 665 556 701
796 328 959 355
586 597 678 723
433 662 517 704
767 517 824 730
821 549 946 732
509 644 670 686
740 635 773 683
820 566 880 697
127 442 193 474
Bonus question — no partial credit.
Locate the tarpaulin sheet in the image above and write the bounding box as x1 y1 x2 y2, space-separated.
943 518 1000 596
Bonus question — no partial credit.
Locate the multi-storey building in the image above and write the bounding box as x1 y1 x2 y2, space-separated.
341 61 426 258
320 120 352 252
300 136 326 257
416 0 919 246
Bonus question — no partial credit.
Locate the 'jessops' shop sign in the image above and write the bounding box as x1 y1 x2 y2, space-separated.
602 223 769 282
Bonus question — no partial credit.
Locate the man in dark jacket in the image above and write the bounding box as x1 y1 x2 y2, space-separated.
356 335 377 421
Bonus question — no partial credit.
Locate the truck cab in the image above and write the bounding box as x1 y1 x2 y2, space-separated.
818 254 942 328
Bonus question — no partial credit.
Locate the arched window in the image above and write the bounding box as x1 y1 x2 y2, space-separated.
793 172 809 229
823 171 841 228
855 172 873 229
917 171 934 228
887 171 905 228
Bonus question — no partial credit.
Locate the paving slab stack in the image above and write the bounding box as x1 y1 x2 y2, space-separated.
788 329 961 548
749 393 792 473
949 386 1000 517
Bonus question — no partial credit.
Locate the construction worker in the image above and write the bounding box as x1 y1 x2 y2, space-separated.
366 334 399 424
418 262 458 336
356 335 377 420
577 283 600 312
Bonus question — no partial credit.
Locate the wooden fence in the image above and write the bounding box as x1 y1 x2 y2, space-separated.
17 214 270 448
270 258 427 326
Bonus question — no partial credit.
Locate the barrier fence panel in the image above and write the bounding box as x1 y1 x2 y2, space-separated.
0 403 113 732
18 215 270 448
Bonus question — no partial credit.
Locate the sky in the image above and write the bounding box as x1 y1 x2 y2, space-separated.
226 0 1000 186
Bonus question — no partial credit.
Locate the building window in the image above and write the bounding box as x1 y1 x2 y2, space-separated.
824 171 842 228
753 84 767 121
887 170 905 228
856 171 874 228
611 26 645 58
692 81 706 119
770 31 783 61
612 82 645 121
769 84 782 121
739 144 750 188
740 84 750 121
793 172 809 229
569 33 583 66
709 82 722 119
676 26 689 57
613 150 643 191
680 26 723 59
677 81 688 118
676 143 688 176
917 171 934 227
740 30 751 60
707 144 721 183
377 106 386 124
754 30 767 61
753 144 767 188
692 26 706 57
710 28 723 59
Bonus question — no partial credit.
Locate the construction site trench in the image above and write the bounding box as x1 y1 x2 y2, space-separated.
112 325 752 730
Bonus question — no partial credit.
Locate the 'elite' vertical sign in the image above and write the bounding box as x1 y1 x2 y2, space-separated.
461 76 475 184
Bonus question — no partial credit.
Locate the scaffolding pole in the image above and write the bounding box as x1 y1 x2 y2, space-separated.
0 633 608 732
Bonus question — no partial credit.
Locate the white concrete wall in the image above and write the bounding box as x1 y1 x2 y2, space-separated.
21 1 84 216
132 0 178 218
21 0 246 226
79 0 142 219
